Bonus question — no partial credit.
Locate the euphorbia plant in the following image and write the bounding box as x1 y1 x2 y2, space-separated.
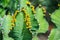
0 0 60 40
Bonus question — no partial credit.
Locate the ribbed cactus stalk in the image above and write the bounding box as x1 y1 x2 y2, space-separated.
2 15 14 40
51 8 60 29
12 12 25 40
35 6 49 33
9 0 32 40
48 28 60 40
48 7 60 40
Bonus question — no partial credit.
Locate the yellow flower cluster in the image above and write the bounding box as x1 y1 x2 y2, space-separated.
22 8 32 29
31 5 36 14
26 1 36 14
11 10 20 30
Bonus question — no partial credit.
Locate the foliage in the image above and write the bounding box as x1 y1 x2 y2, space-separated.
0 0 60 40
